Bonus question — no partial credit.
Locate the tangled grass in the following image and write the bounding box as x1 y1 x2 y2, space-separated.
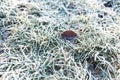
0 0 120 80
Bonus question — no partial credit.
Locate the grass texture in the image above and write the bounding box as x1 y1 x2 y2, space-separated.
0 0 120 80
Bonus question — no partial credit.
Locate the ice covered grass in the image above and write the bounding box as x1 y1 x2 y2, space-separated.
0 0 120 80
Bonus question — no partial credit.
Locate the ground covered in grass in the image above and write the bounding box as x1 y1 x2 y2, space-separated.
0 0 120 80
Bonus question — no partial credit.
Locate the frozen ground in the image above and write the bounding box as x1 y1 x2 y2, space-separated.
0 0 120 80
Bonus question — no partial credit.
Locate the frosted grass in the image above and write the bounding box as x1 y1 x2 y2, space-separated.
0 0 120 80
